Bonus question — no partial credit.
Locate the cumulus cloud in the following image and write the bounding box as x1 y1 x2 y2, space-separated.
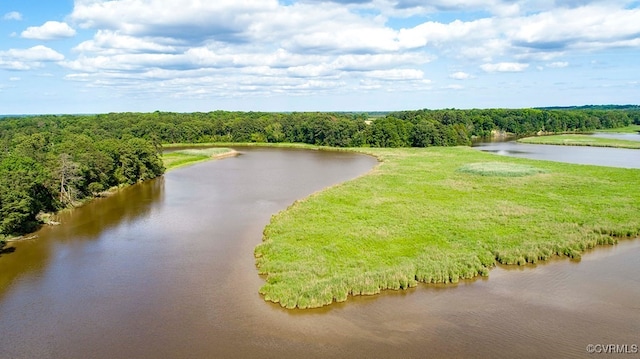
395 0 509 14
68 1 640 62
54 0 640 100
481 62 529 72
73 30 178 55
0 46 65 70
398 18 495 48
63 0 438 96
21 21 77 40
3 11 23 21
365 69 425 80
509 6 640 51
449 71 472 80
395 5 640 59
71 0 278 42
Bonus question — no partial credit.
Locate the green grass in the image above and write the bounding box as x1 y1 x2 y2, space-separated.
595 125 640 133
457 162 548 177
517 135 640 149
162 148 235 171
254 147 640 309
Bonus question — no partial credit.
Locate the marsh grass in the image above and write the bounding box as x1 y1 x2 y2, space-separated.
596 125 640 134
517 135 640 149
162 148 235 171
457 162 548 177
254 146 640 309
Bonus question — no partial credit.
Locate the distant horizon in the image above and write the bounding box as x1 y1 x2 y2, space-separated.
2 1 639 114
2 103 640 118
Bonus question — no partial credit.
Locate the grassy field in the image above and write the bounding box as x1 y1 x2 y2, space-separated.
162 148 236 171
517 135 640 149
254 147 640 309
596 125 640 133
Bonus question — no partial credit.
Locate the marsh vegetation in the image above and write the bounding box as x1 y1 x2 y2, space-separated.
517 134 640 149
456 162 548 177
255 146 640 308
595 124 640 133
162 148 236 171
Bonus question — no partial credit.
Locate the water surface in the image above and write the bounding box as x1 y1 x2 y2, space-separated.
0 147 638 359
473 141 639 168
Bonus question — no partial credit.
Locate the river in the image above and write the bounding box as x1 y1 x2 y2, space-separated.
0 146 638 358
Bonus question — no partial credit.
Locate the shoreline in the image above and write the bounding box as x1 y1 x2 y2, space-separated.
517 134 640 149
162 148 239 171
2 147 239 244
210 149 240 161
595 124 640 134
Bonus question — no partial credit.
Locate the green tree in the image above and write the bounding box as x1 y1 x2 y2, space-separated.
56 153 81 205
116 138 165 184
0 155 53 235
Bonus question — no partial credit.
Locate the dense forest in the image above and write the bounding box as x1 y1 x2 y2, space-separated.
0 131 164 243
1 107 639 243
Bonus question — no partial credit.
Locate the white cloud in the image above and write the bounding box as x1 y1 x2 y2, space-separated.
21 21 77 40
285 26 400 53
9 77 21 81
71 0 278 39
5 46 65 62
3 11 22 21
64 73 94 82
391 5 640 62
547 61 569 68
398 18 496 48
365 69 425 80
364 0 523 18
481 62 529 72
73 30 178 55
508 6 640 50
449 71 472 80
68 1 640 63
0 61 31 71
0 46 65 70
331 53 432 71
53 0 640 102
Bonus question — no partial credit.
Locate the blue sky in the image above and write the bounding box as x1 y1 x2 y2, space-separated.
1 0 639 114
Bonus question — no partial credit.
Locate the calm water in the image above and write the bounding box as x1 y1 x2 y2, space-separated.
473 139 640 168
1 147 638 359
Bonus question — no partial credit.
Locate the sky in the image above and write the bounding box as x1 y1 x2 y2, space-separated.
1 0 639 114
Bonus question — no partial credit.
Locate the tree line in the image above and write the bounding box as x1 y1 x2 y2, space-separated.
1 106 638 243
0 131 163 242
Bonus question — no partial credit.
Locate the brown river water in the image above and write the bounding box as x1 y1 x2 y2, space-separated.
1 147 638 358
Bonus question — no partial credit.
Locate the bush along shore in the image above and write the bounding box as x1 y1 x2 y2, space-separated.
254 146 640 309
517 135 640 149
0 147 235 249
